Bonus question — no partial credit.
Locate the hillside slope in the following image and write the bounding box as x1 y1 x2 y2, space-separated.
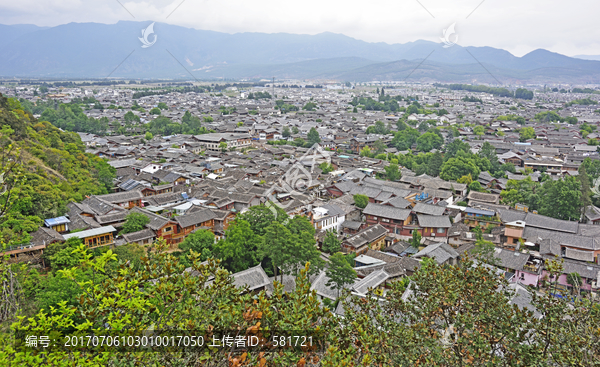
0 93 115 246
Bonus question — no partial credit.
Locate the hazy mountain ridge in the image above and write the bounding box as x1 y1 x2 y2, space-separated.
1 21 600 83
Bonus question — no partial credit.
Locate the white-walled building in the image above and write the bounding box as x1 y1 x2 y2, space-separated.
312 203 345 232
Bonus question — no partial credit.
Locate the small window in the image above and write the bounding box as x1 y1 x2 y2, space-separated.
437 228 445 233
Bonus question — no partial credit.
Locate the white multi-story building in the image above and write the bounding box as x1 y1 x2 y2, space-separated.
312 203 345 232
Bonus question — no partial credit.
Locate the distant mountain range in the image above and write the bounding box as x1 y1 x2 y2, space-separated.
574 55 600 61
2 21 600 84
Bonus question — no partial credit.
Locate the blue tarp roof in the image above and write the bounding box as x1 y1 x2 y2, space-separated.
44 216 70 227
465 207 495 216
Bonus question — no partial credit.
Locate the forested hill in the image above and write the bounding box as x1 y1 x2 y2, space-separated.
0 93 115 246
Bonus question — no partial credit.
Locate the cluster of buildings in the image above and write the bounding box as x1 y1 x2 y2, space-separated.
4 82 600 305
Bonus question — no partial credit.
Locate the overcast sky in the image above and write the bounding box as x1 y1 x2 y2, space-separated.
1 0 599 57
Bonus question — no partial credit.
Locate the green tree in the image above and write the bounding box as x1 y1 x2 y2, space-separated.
213 219 261 273
353 194 369 209
579 163 592 216
427 151 443 177
566 272 582 296
292 126 299 134
144 132 153 140
392 128 420 150
468 181 483 192
326 252 357 298
416 132 443 152
293 137 305 147
303 102 317 111
366 121 389 135
237 204 288 236
157 102 168 110
473 239 499 266
178 229 215 261
48 237 86 271
473 125 485 136
307 127 321 146
120 212 150 234
282 126 291 137
538 176 582 221
330 257 550 366
319 162 334 174
520 127 536 141
500 177 541 210
149 107 161 115
440 156 481 181
123 111 140 124
322 231 341 254
218 141 227 152
410 230 422 249
4 243 330 366
373 139 387 154
444 139 470 157
203 116 214 123
360 146 372 157
281 216 324 277
384 163 401 182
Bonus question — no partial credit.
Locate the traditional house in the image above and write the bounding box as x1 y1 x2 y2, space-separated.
95 191 144 209
412 242 460 266
44 216 70 233
362 203 411 234
342 224 389 254
63 226 117 249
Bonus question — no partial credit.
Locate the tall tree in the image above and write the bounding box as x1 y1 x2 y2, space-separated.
120 212 150 234
179 229 215 261
427 151 443 177
237 203 288 236
213 219 261 273
307 127 321 146
384 163 401 182
520 127 536 141
261 222 291 281
322 231 341 254
373 139 387 154
472 239 499 266
579 163 593 216
326 252 357 298
353 194 369 209
538 176 582 221
410 230 422 249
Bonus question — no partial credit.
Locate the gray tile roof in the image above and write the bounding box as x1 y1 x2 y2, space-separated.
122 228 156 243
344 224 389 250
363 203 411 221
352 269 389 295
417 215 452 228
523 212 579 234
96 211 128 225
383 196 412 208
493 248 529 271
523 226 598 250
412 202 446 216
466 191 500 204
232 264 271 292
175 208 217 228
95 190 144 204
413 242 459 264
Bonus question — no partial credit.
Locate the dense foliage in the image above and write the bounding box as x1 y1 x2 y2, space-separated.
0 94 115 246
2 245 598 366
